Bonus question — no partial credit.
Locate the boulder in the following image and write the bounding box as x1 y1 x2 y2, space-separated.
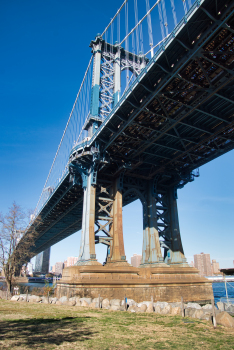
155 305 162 314
186 302 202 310
193 309 205 319
18 297 24 301
161 305 172 315
169 302 181 308
185 308 196 318
80 297 92 305
140 304 147 312
225 304 234 313
102 299 110 309
142 301 153 308
217 302 224 311
59 296 68 304
69 297 76 302
56 300 62 305
50 297 58 304
154 301 168 309
75 300 81 306
126 299 136 306
110 305 121 311
75 297 81 304
29 295 42 303
216 311 234 328
201 312 212 321
42 297 52 304
92 297 103 304
128 305 137 312
67 300 76 306
146 304 154 313
110 299 121 307
171 307 181 316
81 300 89 307
89 302 99 309
202 304 213 310
11 295 19 301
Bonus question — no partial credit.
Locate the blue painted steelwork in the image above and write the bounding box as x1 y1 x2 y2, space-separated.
20 0 234 266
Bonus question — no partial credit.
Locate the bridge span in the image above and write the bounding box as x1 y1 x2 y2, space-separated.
22 0 234 269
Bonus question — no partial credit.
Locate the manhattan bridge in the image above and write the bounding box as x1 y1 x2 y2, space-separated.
22 0 234 273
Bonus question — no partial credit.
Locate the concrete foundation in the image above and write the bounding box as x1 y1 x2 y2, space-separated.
56 264 213 303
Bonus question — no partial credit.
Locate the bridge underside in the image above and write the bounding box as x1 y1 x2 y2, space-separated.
23 0 234 272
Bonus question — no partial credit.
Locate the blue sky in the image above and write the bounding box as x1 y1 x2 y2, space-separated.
0 0 233 269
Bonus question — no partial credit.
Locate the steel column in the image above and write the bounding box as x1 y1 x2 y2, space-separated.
110 178 127 262
141 181 167 266
164 188 188 266
78 171 98 264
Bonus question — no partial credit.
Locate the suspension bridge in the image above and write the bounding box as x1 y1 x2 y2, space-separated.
20 0 234 301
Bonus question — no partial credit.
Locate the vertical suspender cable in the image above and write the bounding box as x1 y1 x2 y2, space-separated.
139 19 144 54
158 2 165 40
170 0 177 27
145 0 154 58
134 0 140 54
125 0 129 90
183 0 188 14
188 0 192 8
162 0 168 36
118 12 120 44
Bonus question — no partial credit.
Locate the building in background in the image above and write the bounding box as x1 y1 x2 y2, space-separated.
131 254 142 267
211 259 220 275
64 260 68 268
67 257 78 266
34 247 51 274
26 262 33 275
194 253 212 276
54 262 64 276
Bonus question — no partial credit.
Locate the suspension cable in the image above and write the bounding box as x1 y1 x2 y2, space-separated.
120 0 162 46
101 0 128 37
34 56 93 215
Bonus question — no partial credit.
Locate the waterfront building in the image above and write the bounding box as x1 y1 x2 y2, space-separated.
27 262 33 275
54 262 64 275
211 259 220 275
34 247 50 274
194 253 212 276
67 256 78 266
131 254 142 267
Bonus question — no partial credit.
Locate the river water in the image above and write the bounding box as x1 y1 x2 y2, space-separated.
1 281 234 304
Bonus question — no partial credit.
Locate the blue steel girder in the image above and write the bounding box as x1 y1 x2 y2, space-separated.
82 0 234 183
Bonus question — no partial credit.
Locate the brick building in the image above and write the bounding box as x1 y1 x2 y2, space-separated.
131 254 142 267
194 253 212 276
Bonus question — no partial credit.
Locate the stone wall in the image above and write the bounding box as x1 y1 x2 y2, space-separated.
56 265 213 303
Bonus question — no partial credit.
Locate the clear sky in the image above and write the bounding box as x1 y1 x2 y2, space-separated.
0 0 233 270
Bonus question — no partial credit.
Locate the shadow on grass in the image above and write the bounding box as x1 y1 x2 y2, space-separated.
0 316 95 348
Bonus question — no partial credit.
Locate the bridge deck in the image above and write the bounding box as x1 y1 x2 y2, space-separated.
24 0 234 256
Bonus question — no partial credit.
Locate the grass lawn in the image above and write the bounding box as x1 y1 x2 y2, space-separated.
0 299 233 349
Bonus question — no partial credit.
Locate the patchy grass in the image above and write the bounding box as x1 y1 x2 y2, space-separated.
0 300 233 349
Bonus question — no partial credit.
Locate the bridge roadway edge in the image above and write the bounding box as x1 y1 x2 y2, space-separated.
56 265 213 303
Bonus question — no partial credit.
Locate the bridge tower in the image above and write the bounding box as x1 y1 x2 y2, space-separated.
70 35 192 268
74 35 149 266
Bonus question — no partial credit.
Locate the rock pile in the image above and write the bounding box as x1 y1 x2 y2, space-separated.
10 294 233 327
